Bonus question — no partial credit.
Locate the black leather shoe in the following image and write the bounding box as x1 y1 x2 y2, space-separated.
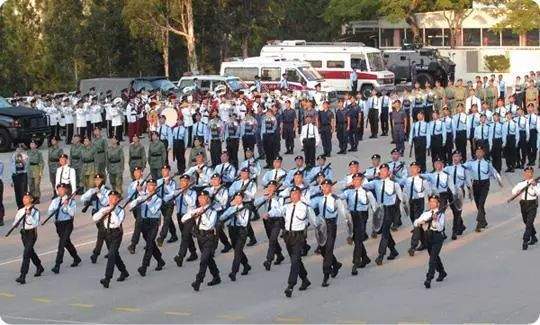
15 275 26 284
221 245 232 253
34 265 44 277
387 251 399 260
436 271 447 282
100 278 110 288
523 242 528 250
191 281 201 291
90 254 98 264
155 260 165 271
263 260 271 271
186 253 198 262
274 253 285 265
71 256 81 267
331 262 342 278
530 236 538 245
424 280 431 289
117 272 129 282
359 257 371 268
246 239 257 247
408 248 415 256
451 234 457 240
127 244 136 254
375 256 383 266
137 266 146 277
241 264 251 275
51 265 60 274
351 265 358 276
207 277 221 286
167 236 178 243
174 255 183 267
228 273 236 282
284 286 293 298
299 279 311 291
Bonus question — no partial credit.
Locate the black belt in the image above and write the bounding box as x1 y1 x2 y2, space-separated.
197 229 215 235
97 151 105 154
150 154 162 157
131 156 142 159
284 229 305 234
30 163 39 166
83 160 94 163
109 159 121 163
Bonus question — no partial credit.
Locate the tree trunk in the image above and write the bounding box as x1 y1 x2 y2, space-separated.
162 29 169 77
241 35 249 58
405 15 421 42
185 0 198 72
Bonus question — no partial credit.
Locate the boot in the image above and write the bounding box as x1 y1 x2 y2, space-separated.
299 279 311 291
191 281 201 292
274 253 285 265
436 271 447 282
220 244 232 253
263 260 271 271
331 262 342 278
174 255 183 267
284 285 293 298
241 264 251 276
207 277 221 286
117 271 129 282
321 274 330 287
71 256 82 267
137 266 147 277
228 272 236 282
186 252 198 262
100 278 110 288
34 265 44 277
15 275 26 284
51 264 60 274
90 254 98 264
155 259 165 271
424 280 431 289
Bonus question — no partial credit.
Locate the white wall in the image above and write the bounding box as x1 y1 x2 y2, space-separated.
439 48 540 84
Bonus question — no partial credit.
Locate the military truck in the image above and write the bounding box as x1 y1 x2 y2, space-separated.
383 44 455 87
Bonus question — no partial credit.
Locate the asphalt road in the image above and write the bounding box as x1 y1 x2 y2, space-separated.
0 135 538 324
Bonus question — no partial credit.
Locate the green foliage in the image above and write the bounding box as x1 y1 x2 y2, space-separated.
484 54 511 72
493 0 540 34
323 0 380 28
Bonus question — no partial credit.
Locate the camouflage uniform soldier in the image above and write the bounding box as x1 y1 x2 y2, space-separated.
433 80 445 112
106 138 124 194
454 79 466 111
81 137 97 190
27 140 44 203
444 80 456 113
129 134 147 176
487 80 498 109
93 128 108 175
148 131 167 179
48 136 63 198
526 81 539 110
69 134 83 192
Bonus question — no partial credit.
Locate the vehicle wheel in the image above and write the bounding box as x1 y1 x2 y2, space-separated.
361 84 373 99
0 129 12 152
416 73 434 88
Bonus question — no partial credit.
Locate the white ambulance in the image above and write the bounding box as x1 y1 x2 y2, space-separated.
219 56 337 100
260 40 395 96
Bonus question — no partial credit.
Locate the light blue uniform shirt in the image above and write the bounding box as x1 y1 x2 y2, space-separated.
48 196 76 222
408 121 430 146
220 204 251 227
81 185 110 213
214 163 236 183
157 177 178 203
262 168 287 186
174 188 197 215
363 178 403 206
192 121 209 143
463 159 499 181
429 119 447 145
134 194 162 219
502 120 520 146
254 195 284 219
307 164 333 182
443 164 471 191
157 123 173 149
172 125 189 143
339 187 377 212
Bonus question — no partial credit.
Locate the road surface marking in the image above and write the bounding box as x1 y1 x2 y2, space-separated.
164 311 192 316
217 314 246 321
1 315 87 324
69 303 94 309
32 297 51 303
275 316 305 323
0 292 15 298
0 230 134 266
114 306 141 313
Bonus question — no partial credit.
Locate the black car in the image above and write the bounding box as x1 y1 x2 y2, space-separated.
0 97 51 151
383 44 455 87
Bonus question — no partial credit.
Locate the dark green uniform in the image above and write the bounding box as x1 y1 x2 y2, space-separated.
81 145 96 190
93 136 108 175
70 143 83 190
148 140 167 179
129 143 147 176
48 145 63 194
107 145 124 194
454 86 466 110
27 148 43 201
444 85 455 113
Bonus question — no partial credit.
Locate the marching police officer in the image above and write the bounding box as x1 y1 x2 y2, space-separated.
261 108 278 168
336 100 348 154
81 137 96 191
127 167 146 254
282 99 297 154
318 101 334 157
409 111 430 172
172 118 188 174
156 165 178 247
444 151 472 240
490 113 504 172
428 111 447 166
173 174 199 266
511 166 540 250
13 192 43 285
92 190 129 288
413 195 447 289
224 113 241 169
365 89 381 138
81 173 110 264
503 111 519 172
256 180 285 271
48 183 81 274
403 162 430 256
208 111 223 167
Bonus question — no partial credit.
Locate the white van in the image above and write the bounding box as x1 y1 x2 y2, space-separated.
220 56 336 99
260 40 395 96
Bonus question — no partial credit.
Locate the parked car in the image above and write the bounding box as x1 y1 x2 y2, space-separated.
78 76 179 97
176 75 250 97
0 96 51 151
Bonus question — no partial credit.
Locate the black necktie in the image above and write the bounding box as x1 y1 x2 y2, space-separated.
381 180 386 204
289 204 296 230
323 197 327 219
354 189 358 212
477 161 481 180
409 178 414 200
453 166 457 185
436 173 440 190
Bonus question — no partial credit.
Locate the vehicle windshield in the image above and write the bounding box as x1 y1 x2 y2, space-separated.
367 52 386 71
226 78 249 91
0 97 11 108
298 66 324 81
133 80 156 92
152 79 177 91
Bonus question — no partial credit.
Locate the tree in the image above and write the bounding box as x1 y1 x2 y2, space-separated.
323 0 380 30
492 0 540 34
378 0 434 41
123 0 198 74
435 0 474 48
